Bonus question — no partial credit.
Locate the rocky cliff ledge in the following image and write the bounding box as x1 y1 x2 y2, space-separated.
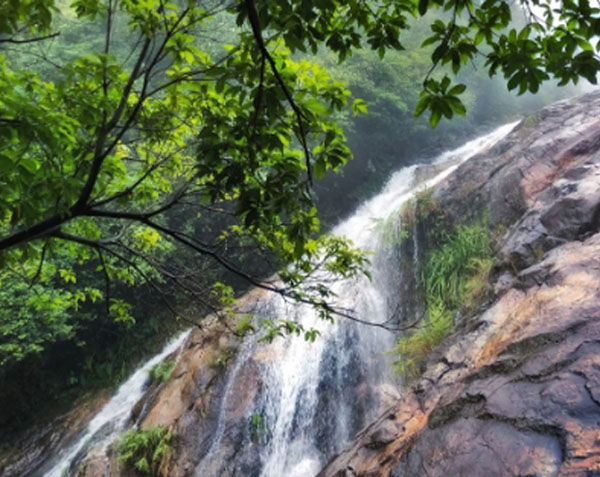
320 91 600 476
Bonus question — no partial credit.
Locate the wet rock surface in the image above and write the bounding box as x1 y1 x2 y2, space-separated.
0 391 109 477
74 297 256 477
319 91 600 476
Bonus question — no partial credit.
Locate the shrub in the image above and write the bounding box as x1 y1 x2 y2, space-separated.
392 221 492 379
209 346 236 368
149 359 176 386
117 427 173 476
422 222 492 311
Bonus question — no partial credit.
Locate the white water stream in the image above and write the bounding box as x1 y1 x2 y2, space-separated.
196 121 518 476
44 330 190 477
43 122 516 477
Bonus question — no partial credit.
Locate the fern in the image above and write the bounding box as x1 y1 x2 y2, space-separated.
117 427 173 476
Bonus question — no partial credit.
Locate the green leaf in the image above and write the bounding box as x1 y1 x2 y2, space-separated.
351 98 368 116
414 95 431 117
430 109 442 128
447 84 466 96
19 157 40 173
303 97 328 115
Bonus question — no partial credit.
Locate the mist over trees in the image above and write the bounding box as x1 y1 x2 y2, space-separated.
0 0 596 429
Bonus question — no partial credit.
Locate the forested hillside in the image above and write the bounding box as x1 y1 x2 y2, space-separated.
0 0 592 435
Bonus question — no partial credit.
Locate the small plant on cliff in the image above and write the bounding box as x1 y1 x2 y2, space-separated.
234 315 257 337
249 412 267 444
393 304 454 378
373 187 445 248
149 360 176 386
463 257 494 312
423 222 492 311
209 346 236 368
117 426 173 476
400 187 444 231
392 221 492 379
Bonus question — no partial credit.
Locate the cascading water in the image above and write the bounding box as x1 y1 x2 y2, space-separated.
195 122 518 476
38 122 516 477
41 329 190 477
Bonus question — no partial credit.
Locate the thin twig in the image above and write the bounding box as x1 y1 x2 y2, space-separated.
0 32 60 44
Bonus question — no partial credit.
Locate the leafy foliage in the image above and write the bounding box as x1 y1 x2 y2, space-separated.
0 0 376 370
118 426 173 476
393 220 492 378
1 0 599 431
249 412 266 444
0 276 78 366
412 0 600 123
149 359 175 386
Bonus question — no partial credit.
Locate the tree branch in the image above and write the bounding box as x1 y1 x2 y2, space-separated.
96 248 111 318
53 230 203 328
0 32 60 44
74 37 152 211
244 0 313 186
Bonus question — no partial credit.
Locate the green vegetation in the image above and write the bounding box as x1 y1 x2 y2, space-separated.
401 188 444 231
209 347 236 369
118 427 173 476
373 187 443 247
234 315 257 338
423 222 492 310
149 360 176 386
1 0 599 430
249 412 266 444
393 221 493 379
313 33 581 224
521 112 543 129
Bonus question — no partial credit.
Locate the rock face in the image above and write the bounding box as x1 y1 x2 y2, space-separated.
72 289 267 477
320 91 600 476
0 391 109 477
141 306 261 477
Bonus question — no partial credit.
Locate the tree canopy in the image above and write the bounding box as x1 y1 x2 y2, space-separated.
0 0 598 368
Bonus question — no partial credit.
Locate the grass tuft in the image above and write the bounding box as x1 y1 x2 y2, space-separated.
392 220 493 379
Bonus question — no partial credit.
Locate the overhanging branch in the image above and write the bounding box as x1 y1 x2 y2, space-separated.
0 32 60 44
244 0 313 186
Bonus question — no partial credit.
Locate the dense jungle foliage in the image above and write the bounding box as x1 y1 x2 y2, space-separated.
0 0 596 431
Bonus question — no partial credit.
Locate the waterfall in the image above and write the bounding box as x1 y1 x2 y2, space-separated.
196 122 519 476
39 121 517 477
41 329 191 477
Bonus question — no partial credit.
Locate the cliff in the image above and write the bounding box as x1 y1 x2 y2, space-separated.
320 91 600 476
